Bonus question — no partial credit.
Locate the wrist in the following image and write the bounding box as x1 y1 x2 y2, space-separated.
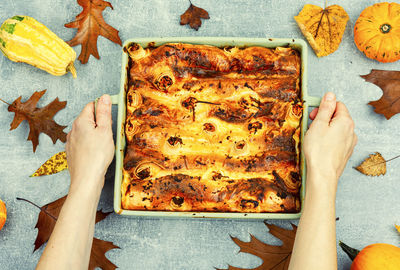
306 167 338 200
69 174 105 200
66 187 101 211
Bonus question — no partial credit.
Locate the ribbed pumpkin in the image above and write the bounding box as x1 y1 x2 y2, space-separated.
0 199 6 231
0 15 77 77
354 2 400 63
340 241 400 270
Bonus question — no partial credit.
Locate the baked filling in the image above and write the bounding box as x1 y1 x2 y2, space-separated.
122 43 302 213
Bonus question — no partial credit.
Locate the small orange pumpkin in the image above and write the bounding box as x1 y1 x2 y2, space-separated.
354 2 400 63
340 241 400 270
0 199 6 231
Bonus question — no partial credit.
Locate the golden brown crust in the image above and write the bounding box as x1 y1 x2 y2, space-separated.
122 43 302 213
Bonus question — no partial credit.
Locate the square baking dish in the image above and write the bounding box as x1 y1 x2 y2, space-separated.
109 37 321 219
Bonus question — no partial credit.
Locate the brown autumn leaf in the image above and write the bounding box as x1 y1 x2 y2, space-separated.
1 90 67 152
355 152 386 176
65 0 122 64
17 196 119 270
90 238 119 270
31 151 68 177
220 222 297 270
294 4 349 57
362 69 400 119
180 1 210 31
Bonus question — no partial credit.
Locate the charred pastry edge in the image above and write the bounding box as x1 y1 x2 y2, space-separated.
122 173 300 212
129 44 301 86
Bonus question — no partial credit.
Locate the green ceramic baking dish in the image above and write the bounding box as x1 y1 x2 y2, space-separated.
108 37 321 219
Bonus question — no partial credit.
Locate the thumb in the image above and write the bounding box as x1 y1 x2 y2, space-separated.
96 95 112 129
313 92 336 124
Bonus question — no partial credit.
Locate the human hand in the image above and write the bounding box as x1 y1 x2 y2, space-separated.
304 92 357 192
66 95 115 195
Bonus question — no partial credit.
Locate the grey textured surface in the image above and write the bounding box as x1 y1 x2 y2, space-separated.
0 0 399 269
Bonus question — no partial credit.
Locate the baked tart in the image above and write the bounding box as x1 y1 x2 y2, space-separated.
122 43 302 213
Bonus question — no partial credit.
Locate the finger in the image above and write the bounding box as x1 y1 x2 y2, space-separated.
96 94 112 129
78 102 95 121
309 108 319 120
352 134 358 148
65 133 71 156
345 134 358 161
313 92 336 124
333 102 351 119
331 103 355 130
75 102 96 130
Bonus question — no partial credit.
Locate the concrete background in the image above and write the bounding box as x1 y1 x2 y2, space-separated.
0 0 399 269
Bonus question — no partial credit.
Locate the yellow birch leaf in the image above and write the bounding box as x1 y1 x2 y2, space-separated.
31 151 68 177
355 152 386 176
294 4 349 57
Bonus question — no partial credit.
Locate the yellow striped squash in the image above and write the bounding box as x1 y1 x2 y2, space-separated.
0 15 77 78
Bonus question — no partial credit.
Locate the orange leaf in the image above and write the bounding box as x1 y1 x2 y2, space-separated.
362 69 400 119
17 196 119 269
395 225 400 234
220 222 297 270
65 0 122 64
355 152 386 176
294 4 349 57
3 90 67 152
180 1 210 31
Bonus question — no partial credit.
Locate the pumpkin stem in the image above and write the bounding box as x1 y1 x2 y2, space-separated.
380 23 392 34
339 241 360 261
67 62 77 79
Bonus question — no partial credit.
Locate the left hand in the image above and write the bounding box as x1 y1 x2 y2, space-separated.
66 95 115 193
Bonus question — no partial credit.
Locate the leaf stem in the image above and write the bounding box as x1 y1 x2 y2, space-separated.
314 9 327 39
0 97 10 105
356 154 400 169
383 154 400 163
16 197 58 221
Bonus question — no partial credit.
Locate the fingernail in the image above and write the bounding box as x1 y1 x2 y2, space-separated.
102 95 111 105
325 92 335 101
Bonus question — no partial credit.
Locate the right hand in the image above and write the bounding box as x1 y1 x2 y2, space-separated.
303 92 357 191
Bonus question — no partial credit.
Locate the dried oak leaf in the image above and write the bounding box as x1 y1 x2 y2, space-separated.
4 90 67 152
220 222 297 270
31 151 68 177
90 238 119 270
65 0 122 64
180 1 210 31
294 4 349 57
355 152 386 176
17 196 119 270
362 69 400 119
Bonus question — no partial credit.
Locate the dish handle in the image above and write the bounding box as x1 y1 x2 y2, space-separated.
305 95 321 107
